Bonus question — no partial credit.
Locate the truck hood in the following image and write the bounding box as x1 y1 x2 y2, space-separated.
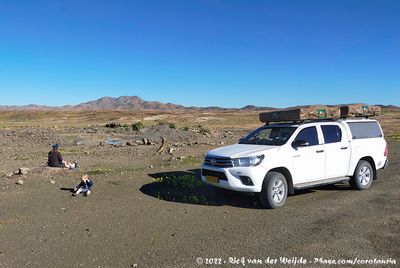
207 144 278 158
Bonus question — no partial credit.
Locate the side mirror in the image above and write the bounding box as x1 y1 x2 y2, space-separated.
292 140 309 148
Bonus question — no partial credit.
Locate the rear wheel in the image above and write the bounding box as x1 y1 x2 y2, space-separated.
350 160 374 190
259 172 288 209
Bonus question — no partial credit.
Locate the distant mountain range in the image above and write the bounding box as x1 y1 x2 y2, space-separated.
0 96 398 111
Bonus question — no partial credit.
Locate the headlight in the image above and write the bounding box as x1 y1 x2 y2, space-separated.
232 155 265 167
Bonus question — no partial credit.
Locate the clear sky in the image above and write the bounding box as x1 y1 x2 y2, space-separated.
0 0 399 108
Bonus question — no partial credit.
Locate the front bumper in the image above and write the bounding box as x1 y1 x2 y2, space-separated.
201 164 267 192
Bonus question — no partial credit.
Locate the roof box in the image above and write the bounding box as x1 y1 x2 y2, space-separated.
339 104 380 118
259 106 340 123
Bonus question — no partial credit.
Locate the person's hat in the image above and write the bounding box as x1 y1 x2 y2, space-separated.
52 144 59 149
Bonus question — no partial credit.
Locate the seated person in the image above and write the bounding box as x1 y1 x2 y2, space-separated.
48 144 77 169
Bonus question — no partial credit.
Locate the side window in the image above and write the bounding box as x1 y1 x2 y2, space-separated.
321 125 342 144
294 127 319 146
347 122 382 139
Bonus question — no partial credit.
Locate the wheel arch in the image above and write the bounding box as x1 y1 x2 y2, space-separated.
267 167 294 195
357 156 377 180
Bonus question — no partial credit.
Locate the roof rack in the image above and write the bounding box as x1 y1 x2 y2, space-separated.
259 104 380 123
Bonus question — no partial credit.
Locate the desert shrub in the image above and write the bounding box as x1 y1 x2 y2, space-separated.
168 123 176 129
132 122 144 131
389 133 400 141
105 122 121 128
198 125 210 135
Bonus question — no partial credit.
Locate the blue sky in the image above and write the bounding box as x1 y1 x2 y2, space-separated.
0 0 399 108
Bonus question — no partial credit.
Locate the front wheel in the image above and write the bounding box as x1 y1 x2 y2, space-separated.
259 172 288 209
350 160 374 190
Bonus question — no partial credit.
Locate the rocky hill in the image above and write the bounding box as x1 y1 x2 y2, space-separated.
0 96 398 111
72 96 186 110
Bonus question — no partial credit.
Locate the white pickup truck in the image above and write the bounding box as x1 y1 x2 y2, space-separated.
201 108 388 209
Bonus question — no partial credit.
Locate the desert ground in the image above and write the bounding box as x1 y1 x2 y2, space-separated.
0 109 399 267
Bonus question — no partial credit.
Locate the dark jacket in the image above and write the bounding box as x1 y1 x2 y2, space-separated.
48 150 64 167
76 179 93 190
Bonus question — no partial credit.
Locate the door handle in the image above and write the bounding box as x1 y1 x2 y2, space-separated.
316 150 324 153
341 147 348 150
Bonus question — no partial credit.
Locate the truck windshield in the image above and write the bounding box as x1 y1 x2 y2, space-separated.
239 126 297 146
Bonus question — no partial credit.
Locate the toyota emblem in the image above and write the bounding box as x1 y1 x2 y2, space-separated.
210 159 217 166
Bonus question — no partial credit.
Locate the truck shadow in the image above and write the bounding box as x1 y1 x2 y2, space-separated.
140 169 262 209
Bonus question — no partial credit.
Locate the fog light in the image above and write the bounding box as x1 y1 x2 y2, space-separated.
239 176 253 186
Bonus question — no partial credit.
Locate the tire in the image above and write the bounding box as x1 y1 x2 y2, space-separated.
259 172 288 209
350 160 374 190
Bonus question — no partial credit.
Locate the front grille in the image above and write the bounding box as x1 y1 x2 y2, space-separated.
201 169 228 180
204 156 233 168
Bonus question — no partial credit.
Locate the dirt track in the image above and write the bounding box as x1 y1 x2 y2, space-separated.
0 125 399 267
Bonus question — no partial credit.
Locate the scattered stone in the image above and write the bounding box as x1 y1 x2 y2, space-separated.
126 141 133 146
16 179 24 185
18 168 29 175
177 156 186 160
149 165 154 169
142 138 149 145
167 147 174 154
6 172 13 178
100 142 105 146
74 139 85 146
49 179 56 184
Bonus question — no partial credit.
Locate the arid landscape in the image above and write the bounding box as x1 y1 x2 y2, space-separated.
0 97 399 267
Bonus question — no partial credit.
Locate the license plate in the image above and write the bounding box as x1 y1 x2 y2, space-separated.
206 176 219 183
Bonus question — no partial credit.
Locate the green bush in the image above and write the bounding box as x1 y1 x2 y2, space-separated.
154 174 202 190
169 123 176 129
198 125 210 135
131 122 144 131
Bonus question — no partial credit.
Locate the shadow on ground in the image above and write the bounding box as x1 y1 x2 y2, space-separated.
140 169 262 209
140 170 357 208
60 187 74 193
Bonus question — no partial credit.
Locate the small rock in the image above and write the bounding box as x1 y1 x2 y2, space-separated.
177 156 186 160
142 138 149 145
168 148 174 154
100 142 105 146
19 167 29 175
149 165 154 169
49 179 56 184
74 139 85 146
126 141 133 146
16 179 24 185
6 172 13 178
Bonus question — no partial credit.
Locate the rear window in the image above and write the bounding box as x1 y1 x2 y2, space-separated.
347 121 382 139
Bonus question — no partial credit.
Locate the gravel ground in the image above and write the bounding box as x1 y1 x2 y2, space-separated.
0 126 399 268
